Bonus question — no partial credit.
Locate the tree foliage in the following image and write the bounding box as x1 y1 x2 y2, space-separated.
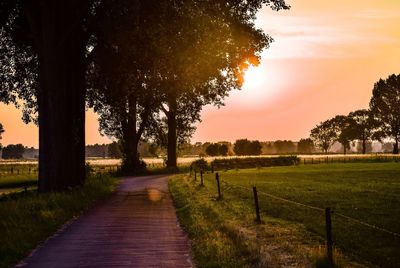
0 123 3 150
273 140 296 154
2 144 25 159
310 120 337 153
347 109 377 154
205 143 220 156
205 143 229 156
297 138 314 154
370 74 400 154
233 139 262 155
330 115 355 154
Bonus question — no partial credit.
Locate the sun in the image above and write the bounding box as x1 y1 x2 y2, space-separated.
243 64 267 89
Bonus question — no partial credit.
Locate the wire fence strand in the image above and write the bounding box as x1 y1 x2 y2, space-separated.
219 179 400 239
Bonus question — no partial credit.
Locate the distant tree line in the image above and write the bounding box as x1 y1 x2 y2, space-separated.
310 74 400 154
1 137 396 160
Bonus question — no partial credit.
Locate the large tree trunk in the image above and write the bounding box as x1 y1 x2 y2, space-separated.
362 136 366 154
29 2 87 192
121 94 141 174
394 136 399 154
166 94 178 170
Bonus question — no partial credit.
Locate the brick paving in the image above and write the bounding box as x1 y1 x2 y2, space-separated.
16 175 193 268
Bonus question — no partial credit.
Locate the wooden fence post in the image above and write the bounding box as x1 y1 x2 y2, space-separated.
216 172 222 199
325 207 334 267
253 186 261 222
200 170 204 186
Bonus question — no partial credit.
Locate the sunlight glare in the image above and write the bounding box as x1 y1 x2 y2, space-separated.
243 64 267 88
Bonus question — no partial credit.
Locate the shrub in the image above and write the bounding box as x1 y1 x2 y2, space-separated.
191 158 209 171
211 156 299 170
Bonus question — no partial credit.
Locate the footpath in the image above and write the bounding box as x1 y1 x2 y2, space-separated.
17 175 193 268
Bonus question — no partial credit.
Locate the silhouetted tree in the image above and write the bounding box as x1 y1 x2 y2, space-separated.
310 120 337 153
107 141 122 159
234 139 262 155
274 140 296 154
1 1 96 191
86 0 164 174
154 0 289 169
370 74 400 154
330 115 354 155
86 144 108 158
218 144 229 156
297 138 314 154
206 143 220 156
2 144 25 159
347 109 377 154
0 123 4 150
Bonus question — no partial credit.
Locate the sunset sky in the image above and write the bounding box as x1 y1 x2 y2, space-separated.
1 0 400 147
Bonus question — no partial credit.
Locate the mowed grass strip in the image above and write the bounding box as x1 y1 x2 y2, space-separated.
196 163 399 267
169 173 365 268
0 175 118 268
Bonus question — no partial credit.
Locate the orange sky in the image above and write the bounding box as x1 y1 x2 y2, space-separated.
1 0 400 147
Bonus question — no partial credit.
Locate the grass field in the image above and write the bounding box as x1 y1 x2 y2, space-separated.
0 163 121 195
170 163 400 267
0 174 117 268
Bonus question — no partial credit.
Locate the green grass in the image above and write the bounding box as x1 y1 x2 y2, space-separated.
0 163 121 195
170 163 400 267
0 174 38 189
0 174 118 268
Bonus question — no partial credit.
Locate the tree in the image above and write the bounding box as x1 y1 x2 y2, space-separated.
347 109 377 154
153 0 289 169
107 141 122 159
233 139 262 155
274 140 296 154
330 115 355 155
86 0 165 174
218 144 229 156
234 139 250 156
2 144 25 159
297 138 314 154
86 144 108 158
206 143 220 156
249 140 262 155
310 120 337 153
0 123 4 150
370 74 400 154
1 1 95 191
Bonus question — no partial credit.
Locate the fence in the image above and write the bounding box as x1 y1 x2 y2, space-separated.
190 169 400 267
301 155 400 165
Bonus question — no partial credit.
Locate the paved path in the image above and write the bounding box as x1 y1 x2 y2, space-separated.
17 175 193 268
